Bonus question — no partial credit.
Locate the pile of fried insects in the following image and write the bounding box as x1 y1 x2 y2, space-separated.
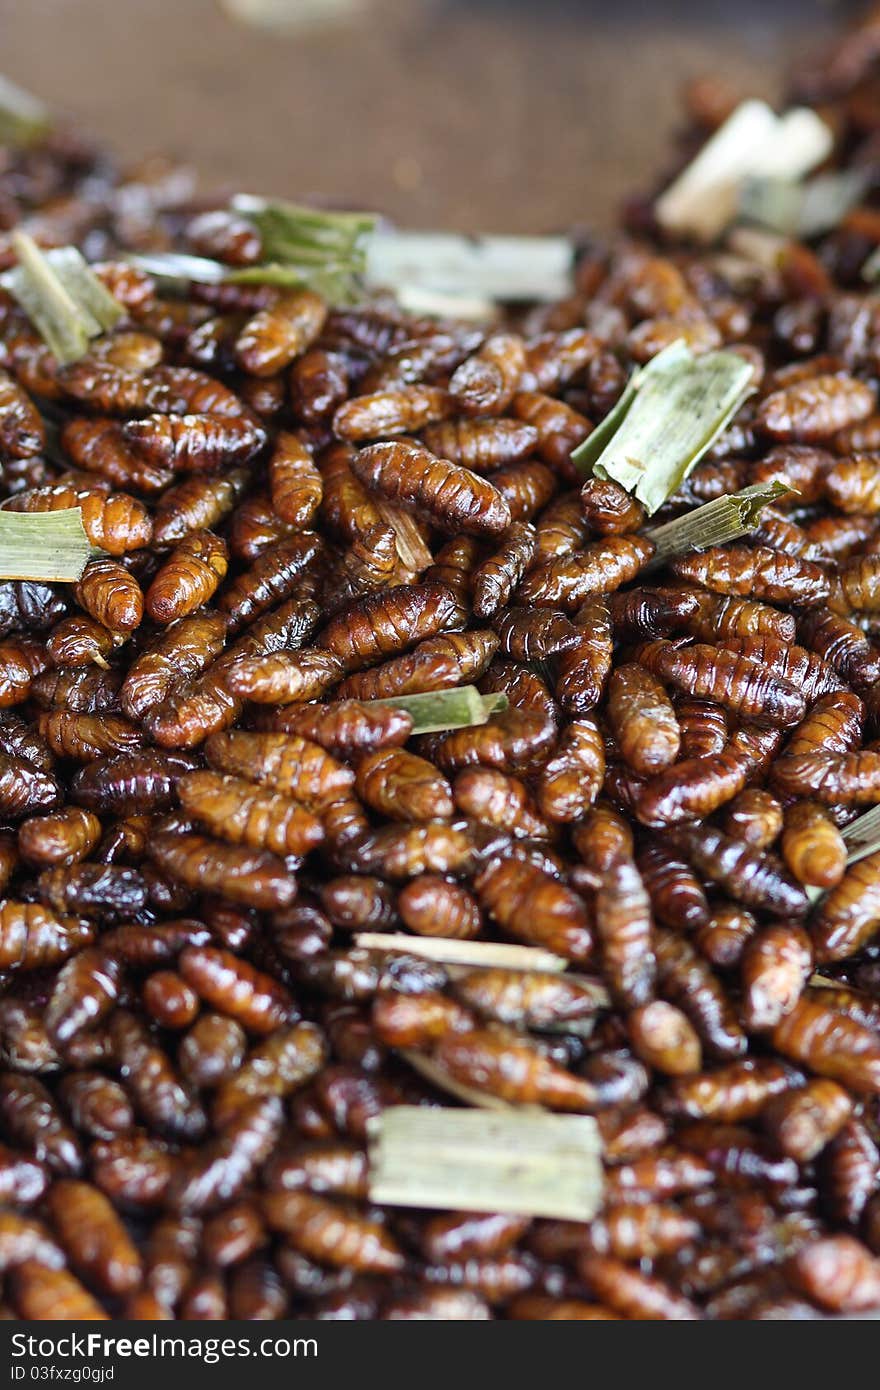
6 6 880 1325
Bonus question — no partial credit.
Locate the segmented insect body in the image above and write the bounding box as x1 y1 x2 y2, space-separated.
756 375 875 441
152 470 249 546
178 770 324 856
145 530 228 623
236 289 327 376
518 535 655 608
351 441 512 536
637 640 806 727
336 630 497 701
449 333 526 416
474 856 593 961
671 545 830 606
316 581 466 671
810 850 880 962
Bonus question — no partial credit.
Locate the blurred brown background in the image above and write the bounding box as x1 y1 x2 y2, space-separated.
0 0 854 232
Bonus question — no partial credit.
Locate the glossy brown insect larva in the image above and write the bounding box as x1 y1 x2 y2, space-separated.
397 876 482 940
226 649 344 705
43 947 121 1046
453 767 553 841
108 1011 205 1141
371 990 474 1048
185 209 262 265
5 484 153 555
68 749 191 816
772 995 880 1094
512 391 591 473
739 924 813 1033
431 1027 596 1111
786 1236 880 1313
580 476 646 535
265 430 324 529
0 744 59 816
431 708 556 776
30 664 120 716
421 418 538 473
178 1014 248 1093
37 711 143 763
772 748 880 804
235 289 327 377
120 612 227 721
578 1254 701 1320
216 538 320 637
781 801 847 889
0 1074 83 1174
667 823 808 917
289 347 349 423
532 491 590 563
255 699 411 756
474 855 593 961
636 640 805 728
61 417 173 494
46 1178 142 1296
89 1133 174 1212
205 730 354 807
10 1260 108 1320
653 929 747 1060
518 534 654 609
122 413 265 476
756 375 875 441
448 333 525 416
810 850 880 963
211 1022 327 1130
351 441 511 538
350 748 451 823
168 1095 284 1216
636 843 709 931
74 557 143 637
0 582 67 644
57 1071 134 1143
488 459 558 522
627 1001 702 1077
263 1190 404 1274
145 530 228 624
591 856 655 1009
0 369 44 458
470 523 536 619
333 385 451 442
352 819 495 881
762 1078 853 1164
452 969 604 1031
177 945 294 1035
606 662 680 775
45 615 121 671
671 544 830 606
534 719 605 823
0 900 93 970
179 770 323 856
821 1118 879 1227
316 580 466 672
147 833 296 911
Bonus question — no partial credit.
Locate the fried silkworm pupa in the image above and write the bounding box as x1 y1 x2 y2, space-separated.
185 209 262 264
371 990 473 1047
449 333 526 416
212 1022 327 1128
474 855 593 961
316 580 467 672
740 925 813 1032
57 1071 134 1143
636 843 709 931
167 1095 284 1215
421 418 538 472
772 748 880 805
694 903 757 971
263 1190 405 1274
10 1260 107 1321
486 459 558 522
123 413 266 473
755 375 875 441
654 929 747 1060
535 718 605 823
453 969 605 1030
432 708 556 774
471 523 537 618
580 476 646 534
120 612 227 720
533 490 590 562
433 1027 598 1111
178 1014 248 1092
226 648 344 704
0 581 67 642
338 631 498 701
142 971 200 1030
593 856 655 1010
0 748 59 818
781 801 847 890
715 637 844 705
762 1079 853 1163
0 900 94 970
0 637 51 708
5 484 153 555
786 1236 880 1313
70 750 194 815
661 1057 800 1123
109 1010 205 1141
178 945 294 1034
453 767 553 840
30 664 121 715
152 469 249 549
607 662 680 774
235 289 327 376
205 730 354 806
627 1001 702 1076
671 544 830 606
636 639 805 728
666 823 809 917
633 732 764 829
289 347 349 422
810 849 880 962
518 534 654 609
772 996 880 1094
397 876 482 939
355 748 454 822
218 532 321 634
89 1134 173 1212
512 390 592 473
46 1179 142 1296
46 615 122 670
333 384 451 441
0 1074 83 1174
492 605 580 661
785 689 863 759
74 556 143 635
37 710 143 763
43 948 120 1046
351 441 512 537
352 819 497 880
59 417 170 495
255 699 412 755
578 1254 701 1320
147 832 296 911
200 1202 267 1269
178 770 324 856
262 1139 369 1200
420 1210 532 1265
821 1119 879 1228
721 789 784 849
672 697 728 759
0 369 44 457
144 529 228 625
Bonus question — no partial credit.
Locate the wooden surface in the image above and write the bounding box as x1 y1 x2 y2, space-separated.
0 0 851 232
